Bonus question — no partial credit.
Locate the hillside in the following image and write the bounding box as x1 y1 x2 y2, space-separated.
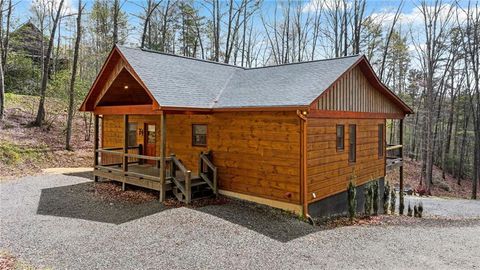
0 94 93 180
386 158 476 199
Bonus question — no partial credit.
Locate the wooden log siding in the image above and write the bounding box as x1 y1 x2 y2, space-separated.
306 118 385 203
101 115 162 164
166 111 301 204
316 66 402 114
101 111 302 204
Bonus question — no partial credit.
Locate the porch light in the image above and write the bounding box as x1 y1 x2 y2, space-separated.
302 111 308 115
124 85 129 89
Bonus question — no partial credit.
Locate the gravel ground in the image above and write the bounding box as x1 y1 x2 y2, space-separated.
403 195 480 218
1 174 480 270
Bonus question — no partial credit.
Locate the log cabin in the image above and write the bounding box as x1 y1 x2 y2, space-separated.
79 45 413 218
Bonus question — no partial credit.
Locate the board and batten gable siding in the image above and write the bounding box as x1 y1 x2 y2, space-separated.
316 65 402 114
100 112 302 205
306 118 385 203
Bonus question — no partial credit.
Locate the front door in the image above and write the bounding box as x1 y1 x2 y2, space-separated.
144 123 156 164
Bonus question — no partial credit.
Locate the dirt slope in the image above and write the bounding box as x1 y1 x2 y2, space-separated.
0 94 93 180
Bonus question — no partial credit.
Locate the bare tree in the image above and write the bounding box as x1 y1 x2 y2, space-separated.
351 0 366 54
417 0 454 192
34 0 65 126
140 0 162 49
0 0 12 121
66 0 84 150
458 1 479 198
379 0 403 80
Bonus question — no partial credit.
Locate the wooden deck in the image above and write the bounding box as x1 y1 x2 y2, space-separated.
386 144 403 171
386 157 403 171
93 149 218 203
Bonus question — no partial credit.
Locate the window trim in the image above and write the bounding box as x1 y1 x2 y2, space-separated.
378 123 384 158
336 124 345 152
348 124 356 163
192 124 208 147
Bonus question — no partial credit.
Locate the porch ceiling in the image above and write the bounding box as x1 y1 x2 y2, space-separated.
97 68 153 107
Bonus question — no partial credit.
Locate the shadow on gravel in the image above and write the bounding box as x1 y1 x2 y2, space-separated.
36 182 168 224
195 201 320 243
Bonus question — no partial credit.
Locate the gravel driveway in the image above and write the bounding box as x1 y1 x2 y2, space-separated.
1 173 479 270
404 195 480 219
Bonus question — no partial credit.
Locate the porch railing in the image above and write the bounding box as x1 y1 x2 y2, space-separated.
95 147 166 182
386 144 403 170
99 145 143 166
95 148 217 204
386 144 402 159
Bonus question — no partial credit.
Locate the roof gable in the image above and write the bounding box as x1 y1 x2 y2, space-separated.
315 65 403 113
119 46 239 109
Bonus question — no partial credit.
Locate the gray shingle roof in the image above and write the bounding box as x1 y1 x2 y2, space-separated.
118 46 362 109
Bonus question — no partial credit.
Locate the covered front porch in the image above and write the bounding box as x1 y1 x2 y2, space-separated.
92 112 217 204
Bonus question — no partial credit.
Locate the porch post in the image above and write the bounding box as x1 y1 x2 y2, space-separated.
159 111 167 202
399 118 404 214
93 114 99 182
122 114 129 191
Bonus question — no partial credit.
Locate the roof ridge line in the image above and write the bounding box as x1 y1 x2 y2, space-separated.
119 45 363 70
211 69 240 108
246 54 363 70
121 45 245 69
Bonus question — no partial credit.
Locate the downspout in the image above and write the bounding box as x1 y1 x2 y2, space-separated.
297 109 311 223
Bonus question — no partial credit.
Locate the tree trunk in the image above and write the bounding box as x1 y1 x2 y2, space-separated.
458 111 469 184
113 0 119 44
34 0 65 126
2 0 11 71
442 64 456 179
66 0 83 150
0 51 4 121
473 133 479 199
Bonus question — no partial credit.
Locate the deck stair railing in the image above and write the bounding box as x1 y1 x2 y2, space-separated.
169 152 218 204
169 154 193 203
198 151 218 195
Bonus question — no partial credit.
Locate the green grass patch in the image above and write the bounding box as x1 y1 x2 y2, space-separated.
4 92 25 106
0 141 47 165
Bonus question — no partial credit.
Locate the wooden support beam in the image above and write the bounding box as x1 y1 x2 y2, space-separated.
93 114 99 182
159 112 167 202
399 118 404 214
122 114 129 191
94 104 160 115
297 110 308 218
308 110 405 119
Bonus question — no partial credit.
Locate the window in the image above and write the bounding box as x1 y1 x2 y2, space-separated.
378 124 384 158
128 123 137 147
348 124 356 163
192 124 207 146
336 125 345 151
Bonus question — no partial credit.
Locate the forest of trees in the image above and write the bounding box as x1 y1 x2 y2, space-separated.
0 0 478 198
